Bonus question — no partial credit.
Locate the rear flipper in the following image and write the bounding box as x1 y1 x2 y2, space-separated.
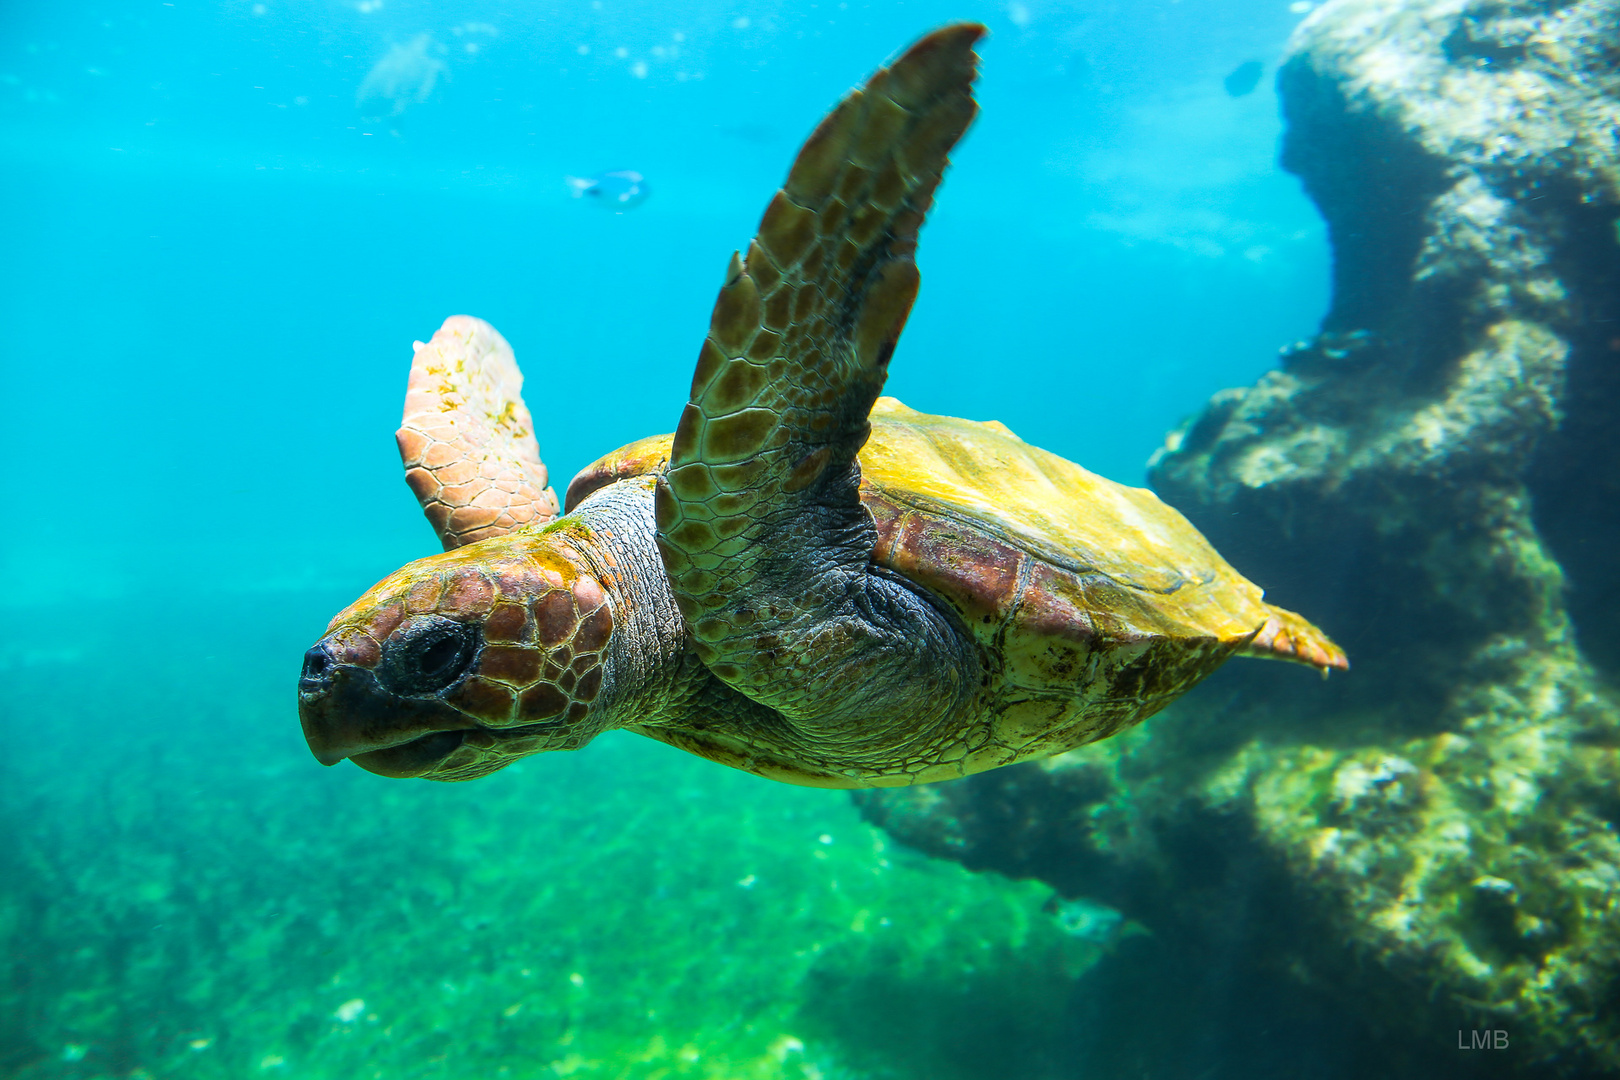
1240 606 1349 674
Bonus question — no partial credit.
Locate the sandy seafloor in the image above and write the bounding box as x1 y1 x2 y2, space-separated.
0 0 1332 1076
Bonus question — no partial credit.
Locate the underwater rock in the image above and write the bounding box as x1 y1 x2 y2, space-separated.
859 0 1620 1075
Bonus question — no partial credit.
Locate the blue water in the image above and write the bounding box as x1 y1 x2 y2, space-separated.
0 2 1328 1077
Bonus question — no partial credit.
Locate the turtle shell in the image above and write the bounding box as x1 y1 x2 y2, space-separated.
566 396 1344 775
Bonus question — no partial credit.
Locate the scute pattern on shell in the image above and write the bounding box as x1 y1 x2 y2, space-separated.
868 493 1238 767
857 398 1347 673
397 316 561 550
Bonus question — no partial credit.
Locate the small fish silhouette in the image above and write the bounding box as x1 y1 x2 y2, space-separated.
565 170 651 211
1223 59 1264 97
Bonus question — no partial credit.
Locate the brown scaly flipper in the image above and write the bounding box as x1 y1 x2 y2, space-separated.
397 315 560 550
655 23 986 730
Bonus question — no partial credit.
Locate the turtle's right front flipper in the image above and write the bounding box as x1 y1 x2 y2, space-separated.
654 24 985 760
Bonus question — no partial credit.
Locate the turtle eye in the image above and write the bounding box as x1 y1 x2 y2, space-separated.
418 636 462 679
378 615 481 697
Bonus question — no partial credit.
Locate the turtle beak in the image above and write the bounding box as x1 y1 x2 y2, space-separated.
297 640 477 777
298 644 350 765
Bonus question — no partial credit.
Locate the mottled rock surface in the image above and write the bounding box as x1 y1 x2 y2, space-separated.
857 0 1620 1075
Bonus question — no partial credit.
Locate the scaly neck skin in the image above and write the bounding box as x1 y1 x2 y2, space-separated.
553 475 976 788
560 477 701 730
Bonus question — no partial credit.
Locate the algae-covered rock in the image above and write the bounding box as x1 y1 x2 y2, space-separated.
858 0 1620 1075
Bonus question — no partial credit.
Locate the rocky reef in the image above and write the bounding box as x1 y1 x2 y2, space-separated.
858 0 1620 1075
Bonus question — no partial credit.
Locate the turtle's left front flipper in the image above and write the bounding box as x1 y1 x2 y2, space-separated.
397 315 560 550
655 24 985 743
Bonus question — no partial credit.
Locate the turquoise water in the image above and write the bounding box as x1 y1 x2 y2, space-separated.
1 2 1326 1077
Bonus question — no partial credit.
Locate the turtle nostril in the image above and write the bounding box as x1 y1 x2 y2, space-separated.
300 645 335 691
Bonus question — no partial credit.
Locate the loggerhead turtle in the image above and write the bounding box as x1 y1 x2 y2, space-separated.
297 23 1346 789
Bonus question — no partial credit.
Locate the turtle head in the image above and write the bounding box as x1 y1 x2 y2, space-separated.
297 534 615 781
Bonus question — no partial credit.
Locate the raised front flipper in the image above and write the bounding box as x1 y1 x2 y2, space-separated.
396 316 560 550
654 24 986 756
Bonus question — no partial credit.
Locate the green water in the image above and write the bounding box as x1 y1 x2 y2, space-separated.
2 586 1095 1080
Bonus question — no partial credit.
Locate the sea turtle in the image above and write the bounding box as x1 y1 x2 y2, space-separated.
297 23 1346 788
